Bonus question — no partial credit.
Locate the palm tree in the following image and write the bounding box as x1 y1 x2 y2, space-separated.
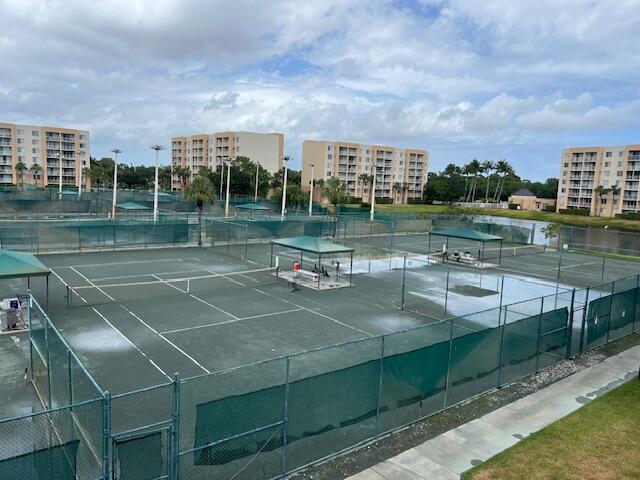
15 161 27 190
492 160 512 202
482 160 494 202
321 177 347 217
30 163 42 187
174 167 191 190
393 182 402 203
465 159 481 202
594 185 611 216
185 173 215 246
358 173 371 201
402 182 409 204
609 185 620 218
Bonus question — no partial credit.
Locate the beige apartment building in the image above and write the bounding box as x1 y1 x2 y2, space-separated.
302 140 428 204
557 145 640 217
0 122 90 189
170 131 284 190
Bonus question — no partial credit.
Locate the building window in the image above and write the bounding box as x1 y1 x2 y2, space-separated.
17 129 24 134
562 179 566 184
17 138 23 144
17 147 24 153
32 131 39 136
327 154 332 159
617 171 623 176
601 198 607 204
619 151 624 157
327 171 331 176
564 162 568 168
32 140 38 145
79 135 86 140
604 161 610 167
605 152 612 157
618 161 623 167
32 148 39 154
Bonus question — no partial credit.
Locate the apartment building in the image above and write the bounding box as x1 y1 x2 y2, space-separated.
557 145 640 217
170 131 284 190
301 140 428 204
0 122 90 189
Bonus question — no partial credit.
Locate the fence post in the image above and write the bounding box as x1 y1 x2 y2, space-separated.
443 270 450 319
102 391 111 480
281 356 290 476
497 306 507 387
605 280 615 344
78 225 82 251
400 255 407 310
375 336 385 433
171 373 180 480
601 257 607 283
67 349 74 407
28 291 34 381
442 317 455 410
566 288 576 359
535 297 545 373
244 224 248 261
634 274 640 333
579 286 590 353
44 314 52 409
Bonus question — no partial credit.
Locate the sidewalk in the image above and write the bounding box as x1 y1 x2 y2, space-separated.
348 346 640 480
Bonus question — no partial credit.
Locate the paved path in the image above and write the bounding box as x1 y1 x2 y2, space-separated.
348 346 640 480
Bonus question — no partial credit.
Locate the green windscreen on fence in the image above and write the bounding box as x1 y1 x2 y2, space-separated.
447 327 502 406
0 440 79 480
586 292 614 348
378 340 449 432
115 432 165 480
609 288 637 341
499 314 539 385
538 308 569 370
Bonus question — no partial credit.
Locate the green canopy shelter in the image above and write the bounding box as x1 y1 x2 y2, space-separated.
115 201 150 211
235 203 271 219
0 250 51 305
270 235 355 288
429 228 503 265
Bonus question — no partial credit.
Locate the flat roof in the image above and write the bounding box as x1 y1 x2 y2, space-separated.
271 236 354 254
431 228 502 242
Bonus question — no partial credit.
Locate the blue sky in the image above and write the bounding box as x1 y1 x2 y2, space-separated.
1 0 639 180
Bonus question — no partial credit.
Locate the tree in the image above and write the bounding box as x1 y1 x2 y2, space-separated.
481 160 494 202
321 177 347 216
358 173 372 201
184 173 215 246
30 163 42 187
541 222 561 249
174 166 191 190
15 161 27 189
465 159 481 202
393 182 402 203
401 182 409 204
609 185 620 218
594 185 611 215
492 160 513 202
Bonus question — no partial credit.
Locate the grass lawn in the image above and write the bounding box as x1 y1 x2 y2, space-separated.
462 379 640 480
368 204 640 233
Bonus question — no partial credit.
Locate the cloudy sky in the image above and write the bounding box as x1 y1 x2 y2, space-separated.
1 0 639 179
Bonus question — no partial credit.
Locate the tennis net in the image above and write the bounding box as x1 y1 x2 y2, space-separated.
64 266 280 307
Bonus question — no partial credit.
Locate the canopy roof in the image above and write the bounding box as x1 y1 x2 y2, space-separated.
0 250 50 279
60 190 78 196
236 203 271 211
431 228 502 242
272 236 354 254
115 201 150 210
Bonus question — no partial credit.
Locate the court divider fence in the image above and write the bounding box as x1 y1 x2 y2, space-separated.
6 271 638 479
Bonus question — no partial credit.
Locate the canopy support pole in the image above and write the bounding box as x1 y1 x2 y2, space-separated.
349 251 353 286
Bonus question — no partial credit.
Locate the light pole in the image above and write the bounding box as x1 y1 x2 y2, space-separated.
281 156 290 221
55 151 62 199
308 163 314 216
219 161 225 198
150 145 165 222
254 161 260 202
77 151 85 200
111 148 122 219
370 164 377 222
224 157 233 218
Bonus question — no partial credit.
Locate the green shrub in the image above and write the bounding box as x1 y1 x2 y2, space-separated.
559 208 590 216
544 205 556 212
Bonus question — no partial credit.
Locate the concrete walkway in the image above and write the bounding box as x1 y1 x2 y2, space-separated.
348 346 640 480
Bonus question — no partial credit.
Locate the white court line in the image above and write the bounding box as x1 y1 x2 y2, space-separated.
61 257 200 269
151 274 239 319
70 266 116 301
91 307 171 380
90 268 208 282
160 308 305 335
252 288 374 337
50 268 88 304
64 267 209 375
121 307 210 374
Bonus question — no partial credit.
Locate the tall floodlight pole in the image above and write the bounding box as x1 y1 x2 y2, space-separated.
219 161 225 198
370 164 377 222
55 151 62 199
111 149 122 219
77 151 85 200
224 157 233 218
281 156 290 221
308 163 315 216
254 161 260 202
150 145 165 222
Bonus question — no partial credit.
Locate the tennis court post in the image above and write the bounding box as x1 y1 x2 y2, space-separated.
565 288 576 359
171 373 180 480
102 391 111 480
400 254 407 310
